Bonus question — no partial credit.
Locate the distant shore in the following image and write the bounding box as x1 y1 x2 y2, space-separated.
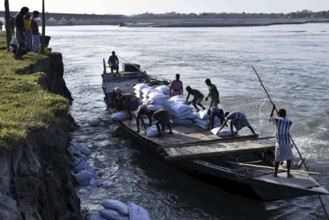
1 16 329 27
119 18 329 27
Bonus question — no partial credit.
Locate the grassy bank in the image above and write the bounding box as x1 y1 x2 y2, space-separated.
0 32 69 148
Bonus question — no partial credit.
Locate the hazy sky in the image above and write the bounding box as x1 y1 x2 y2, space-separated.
3 0 329 15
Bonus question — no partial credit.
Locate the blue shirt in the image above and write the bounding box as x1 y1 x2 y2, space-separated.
270 116 292 146
227 112 246 121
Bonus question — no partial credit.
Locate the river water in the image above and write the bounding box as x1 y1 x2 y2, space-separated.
47 23 329 219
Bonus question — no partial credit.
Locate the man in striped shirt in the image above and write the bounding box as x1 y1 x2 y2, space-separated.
270 104 293 178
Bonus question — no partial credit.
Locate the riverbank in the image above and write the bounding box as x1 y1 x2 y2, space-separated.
120 17 329 27
0 32 81 219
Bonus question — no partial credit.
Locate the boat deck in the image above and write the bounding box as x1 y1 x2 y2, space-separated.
103 71 275 161
120 118 275 160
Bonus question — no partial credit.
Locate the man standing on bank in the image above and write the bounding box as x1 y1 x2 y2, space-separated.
205 79 220 108
270 104 293 178
30 11 40 53
14 7 29 59
108 51 119 73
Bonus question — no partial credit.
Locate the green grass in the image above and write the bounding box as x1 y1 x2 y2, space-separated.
0 31 70 148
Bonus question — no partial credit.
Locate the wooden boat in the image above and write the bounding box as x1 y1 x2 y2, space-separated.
101 60 328 201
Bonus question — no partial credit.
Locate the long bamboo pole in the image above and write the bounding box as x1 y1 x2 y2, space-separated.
252 66 328 219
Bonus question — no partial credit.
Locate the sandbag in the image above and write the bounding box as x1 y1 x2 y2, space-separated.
146 126 159 137
197 109 209 120
110 111 127 121
147 91 167 99
146 104 164 111
71 141 92 156
133 83 149 91
71 170 99 186
168 95 186 103
167 102 193 115
88 116 102 127
128 202 151 220
86 212 108 220
172 119 193 125
101 199 129 216
141 87 156 97
99 209 129 220
211 127 232 136
73 157 89 172
155 85 170 95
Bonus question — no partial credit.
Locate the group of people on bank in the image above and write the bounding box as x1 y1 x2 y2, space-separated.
109 53 294 178
10 7 40 60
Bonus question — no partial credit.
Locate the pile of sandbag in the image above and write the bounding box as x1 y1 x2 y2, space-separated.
86 199 151 220
166 95 195 125
68 141 100 186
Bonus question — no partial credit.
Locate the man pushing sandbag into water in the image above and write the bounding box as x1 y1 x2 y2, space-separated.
216 111 257 136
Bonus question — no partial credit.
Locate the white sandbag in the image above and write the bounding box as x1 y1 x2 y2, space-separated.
211 127 232 136
170 111 195 120
73 157 89 172
71 170 99 186
193 118 208 129
141 87 156 97
128 202 151 220
146 126 159 137
147 91 167 99
168 102 194 115
71 141 91 156
67 145 82 157
198 110 209 120
172 119 193 125
89 178 97 187
86 212 108 220
133 83 149 91
193 118 208 124
146 104 164 111
100 180 113 188
169 95 186 103
88 116 102 127
194 122 208 129
155 85 170 95
99 210 129 220
134 90 143 99
110 111 127 121
147 97 168 105
101 199 129 216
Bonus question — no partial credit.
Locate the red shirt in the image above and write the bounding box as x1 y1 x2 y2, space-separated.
30 18 39 35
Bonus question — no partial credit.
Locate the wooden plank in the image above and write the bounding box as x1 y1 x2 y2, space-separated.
160 135 275 148
164 142 274 161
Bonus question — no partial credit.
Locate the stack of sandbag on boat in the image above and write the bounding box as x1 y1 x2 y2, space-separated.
86 199 151 220
192 109 220 129
166 95 195 125
134 83 169 111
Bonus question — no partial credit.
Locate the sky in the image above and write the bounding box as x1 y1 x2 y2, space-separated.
2 0 329 15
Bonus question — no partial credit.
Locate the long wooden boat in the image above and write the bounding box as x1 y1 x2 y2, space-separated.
101 60 328 201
